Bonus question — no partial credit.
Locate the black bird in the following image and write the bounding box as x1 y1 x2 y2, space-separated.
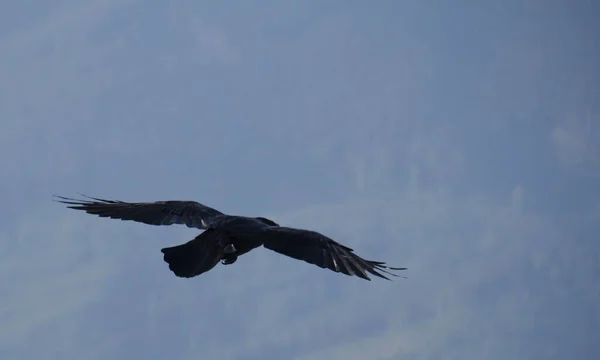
54 194 407 281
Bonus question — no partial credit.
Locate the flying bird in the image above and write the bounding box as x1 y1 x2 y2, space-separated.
54 194 407 281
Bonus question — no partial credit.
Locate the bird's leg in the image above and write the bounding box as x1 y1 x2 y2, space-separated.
221 243 238 265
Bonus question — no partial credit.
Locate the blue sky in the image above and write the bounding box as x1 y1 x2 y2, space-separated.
1 1 599 359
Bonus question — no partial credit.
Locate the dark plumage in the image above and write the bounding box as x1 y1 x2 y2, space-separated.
54 194 407 281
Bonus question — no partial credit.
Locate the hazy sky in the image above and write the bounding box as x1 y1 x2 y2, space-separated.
1 1 599 359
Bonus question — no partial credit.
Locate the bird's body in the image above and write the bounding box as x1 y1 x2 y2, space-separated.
54 194 406 281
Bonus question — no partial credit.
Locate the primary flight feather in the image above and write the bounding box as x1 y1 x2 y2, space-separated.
54 194 407 281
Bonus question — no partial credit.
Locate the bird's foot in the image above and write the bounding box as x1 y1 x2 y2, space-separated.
221 253 238 265
224 244 237 254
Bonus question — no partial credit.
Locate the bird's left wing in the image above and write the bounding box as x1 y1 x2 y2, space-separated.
261 227 406 281
54 194 224 229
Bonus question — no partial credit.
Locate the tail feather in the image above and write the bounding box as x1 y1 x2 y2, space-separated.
161 230 224 278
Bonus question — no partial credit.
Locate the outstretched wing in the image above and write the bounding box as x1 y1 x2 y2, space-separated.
160 229 226 278
54 194 224 229
261 227 406 281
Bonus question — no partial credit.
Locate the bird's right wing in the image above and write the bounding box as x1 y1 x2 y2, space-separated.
54 194 224 229
160 230 226 278
261 227 407 281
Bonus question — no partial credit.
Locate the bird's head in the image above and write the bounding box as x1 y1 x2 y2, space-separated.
256 217 279 227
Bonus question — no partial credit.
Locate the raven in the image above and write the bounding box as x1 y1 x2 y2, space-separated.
54 194 406 281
